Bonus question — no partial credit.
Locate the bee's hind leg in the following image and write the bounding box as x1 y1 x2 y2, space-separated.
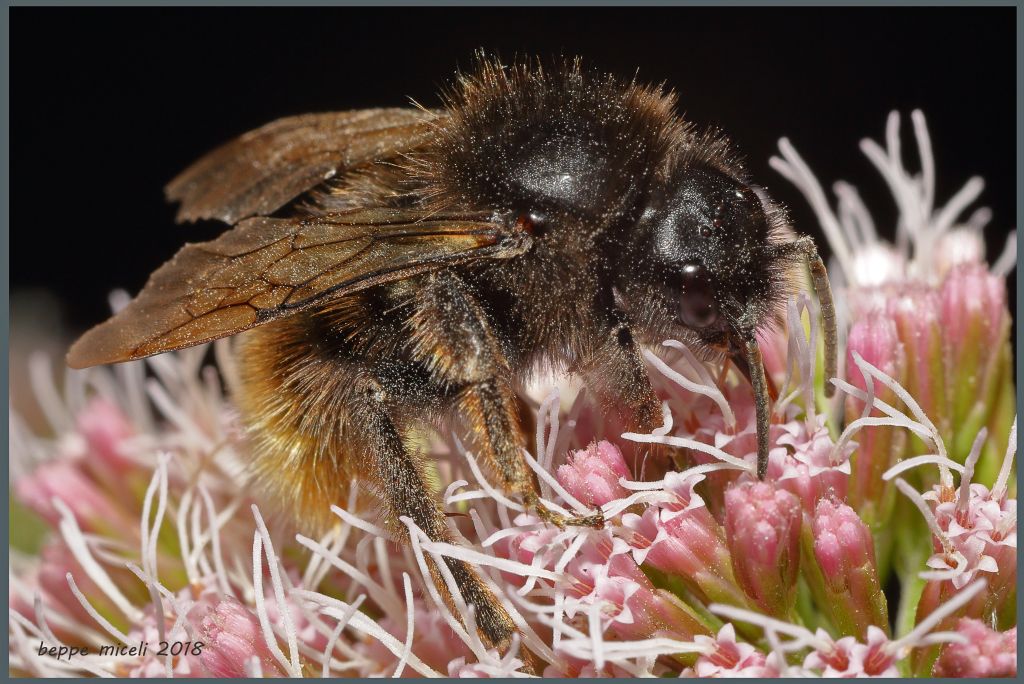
349 376 524 661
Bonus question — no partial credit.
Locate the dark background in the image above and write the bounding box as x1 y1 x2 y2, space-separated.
11 7 1016 335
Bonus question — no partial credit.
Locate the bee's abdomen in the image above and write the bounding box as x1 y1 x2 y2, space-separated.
231 287 453 531
233 311 379 531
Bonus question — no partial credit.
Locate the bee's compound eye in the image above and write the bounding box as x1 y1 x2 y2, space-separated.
678 263 718 328
514 211 548 236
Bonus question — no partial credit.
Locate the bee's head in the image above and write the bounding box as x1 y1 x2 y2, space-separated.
616 162 797 359
616 159 836 481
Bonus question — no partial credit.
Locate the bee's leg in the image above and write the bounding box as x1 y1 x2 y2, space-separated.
411 272 600 529
350 377 522 658
460 376 606 529
574 316 672 475
579 319 664 433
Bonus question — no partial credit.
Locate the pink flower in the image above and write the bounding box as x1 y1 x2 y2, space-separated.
724 481 802 617
926 482 1016 590
909 464 1017 645
803 626 899 677
908 435 1017 618
622 485 747 608
15 460 132 535
624 506 715 576
810 497 888 638
659 470 708 519
844 314 905 523
890 434 1016 673
803 634 858 677
502 514 562 565
690 624 780 677
664 418 851 521
557 441 631 507
933 619 1016 677
491 512 566 587
191 596 287 677
564 532 708 642
770 418 851 513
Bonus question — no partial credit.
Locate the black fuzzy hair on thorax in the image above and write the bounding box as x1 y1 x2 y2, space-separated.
410 55 745 219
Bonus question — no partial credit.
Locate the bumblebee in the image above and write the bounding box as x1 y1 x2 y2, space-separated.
68 57 836 655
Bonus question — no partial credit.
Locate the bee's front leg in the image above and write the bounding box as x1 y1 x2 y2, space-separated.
578 314 664 434
460 376 607 529
574 313 671 475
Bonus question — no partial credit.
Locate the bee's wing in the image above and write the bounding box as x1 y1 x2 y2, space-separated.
165 109 440 225
67 208 531 368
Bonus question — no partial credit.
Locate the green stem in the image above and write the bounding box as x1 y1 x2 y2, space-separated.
895 571 927 641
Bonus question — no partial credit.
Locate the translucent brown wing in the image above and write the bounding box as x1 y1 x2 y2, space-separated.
165 109 441 225
67 209 532 368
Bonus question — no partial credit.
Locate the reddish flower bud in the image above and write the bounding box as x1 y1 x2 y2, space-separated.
724 481 802 617
557 440 631 507
933 619 1016 678
844 314 905 525
810 497 888 638
193 597 286 678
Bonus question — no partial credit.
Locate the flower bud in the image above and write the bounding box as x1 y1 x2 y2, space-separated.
933 619 1016 677
809 497 888 638
724 481 802 617
844 314 904 527
557 440 631 507
939 263 1014 479
886 287 947 445
193 597 286 678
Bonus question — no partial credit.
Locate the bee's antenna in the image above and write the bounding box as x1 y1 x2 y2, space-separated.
775 236 839 397
744 336 771 480
797 237 838 398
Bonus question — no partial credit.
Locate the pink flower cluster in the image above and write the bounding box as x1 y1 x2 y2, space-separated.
934 619 1017 678
8 110 1016 678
